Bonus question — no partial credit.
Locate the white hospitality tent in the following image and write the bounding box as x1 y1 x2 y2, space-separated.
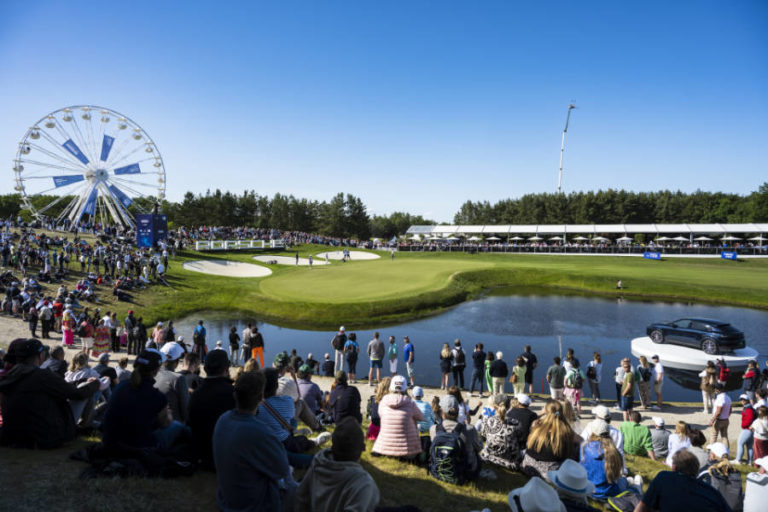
406 223 768 238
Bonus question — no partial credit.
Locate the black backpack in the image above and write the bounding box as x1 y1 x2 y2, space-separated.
429 423 470 485
638 366 652 382
586 365 597 380
331 333 346 351
704 470 744 512
454 348 466 366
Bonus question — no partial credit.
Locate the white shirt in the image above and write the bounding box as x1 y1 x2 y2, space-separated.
581 421 625 458
588 361 602 383
653 362 664 382
615 366 626 385
713 392 732 419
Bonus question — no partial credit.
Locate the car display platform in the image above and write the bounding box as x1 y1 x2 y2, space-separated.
630 336 759 371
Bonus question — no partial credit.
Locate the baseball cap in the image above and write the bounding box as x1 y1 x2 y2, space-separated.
135 349 163 370
439 394 459 412
412 386 424 398
157 321 163 327
389 375 407 392
98 353 110 363
652 416 665 427
339 326 345 332
707 442 729 458
298 364 311 374
755 456 768 471
127 310 134 314
651 354 659 360
160 341 184 362
739 394 750 401
273 351 290 370
593 405 610 419
593 419 610 436
3 338 45 364
516 393 531 406
277 376 299 401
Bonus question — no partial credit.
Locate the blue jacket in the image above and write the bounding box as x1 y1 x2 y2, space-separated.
581 440 631 499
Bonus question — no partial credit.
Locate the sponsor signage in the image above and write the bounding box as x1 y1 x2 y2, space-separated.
643 251 661 260
114 163 141 175
53 174 84 188
721 251 738 260
62 139 90 165
100 135 115 161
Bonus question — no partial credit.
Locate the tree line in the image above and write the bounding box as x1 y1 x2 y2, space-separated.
453 184 768 226
1 183 765 240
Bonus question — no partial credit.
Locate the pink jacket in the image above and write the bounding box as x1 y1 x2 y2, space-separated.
372 393 424 457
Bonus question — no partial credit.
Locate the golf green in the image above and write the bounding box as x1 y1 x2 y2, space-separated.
161 248 768 328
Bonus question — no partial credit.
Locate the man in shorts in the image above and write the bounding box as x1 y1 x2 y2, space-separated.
403 336 415 388
546 356 566 400
620 357 635 421
651 354 664 410
367 332 385 387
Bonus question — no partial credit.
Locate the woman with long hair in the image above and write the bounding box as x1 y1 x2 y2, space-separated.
366 377 391 440
698 361 718 414
665 421 692 466
752 406 768 461
61 309 75 348
478 394 522 470
439 343 452 390
587 352 602 402
581 427 637 499
447 385 479 425
522 400 581 481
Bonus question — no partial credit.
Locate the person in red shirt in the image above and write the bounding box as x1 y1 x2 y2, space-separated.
735 393 757 465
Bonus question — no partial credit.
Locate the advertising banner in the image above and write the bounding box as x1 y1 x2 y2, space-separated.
153 214 168 242
721 251 738 260
114 163 141 175
643 251 661 260
136 214 154 248
53 174 84 188
62 139 90 165
82 187 98 216
100 134 115 161
108 184 133 208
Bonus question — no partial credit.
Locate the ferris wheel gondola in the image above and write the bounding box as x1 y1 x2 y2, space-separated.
12 105 166 228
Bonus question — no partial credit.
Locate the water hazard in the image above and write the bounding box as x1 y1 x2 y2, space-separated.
177 295 768 402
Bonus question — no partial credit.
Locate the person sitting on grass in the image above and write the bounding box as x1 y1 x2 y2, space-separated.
213 370 292 512
39 345 67 378
665 420 692 466
297 364 324 415
321 353 335 377
373 375 424 459
635 449 732 512
548 459 601 512
0 338 100 449
477 393 523 470
178 352 202 393
506 393 538 447
156 341 190 424
619 411 656 460
521 400 581 481
365 377 390 440
296 417 381 512
274 352 323 431
696 442 743 511
330 370 363 425
429 394 483 480
188 349 234 470
580 421 640 500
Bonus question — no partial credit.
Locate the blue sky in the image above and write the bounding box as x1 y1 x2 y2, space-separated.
1 1 766 222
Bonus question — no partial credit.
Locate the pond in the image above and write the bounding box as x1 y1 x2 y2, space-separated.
176 294 768 402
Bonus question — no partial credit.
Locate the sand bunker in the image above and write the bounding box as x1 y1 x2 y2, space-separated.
182 259 272 278
315 250 381 261
253 255 329 266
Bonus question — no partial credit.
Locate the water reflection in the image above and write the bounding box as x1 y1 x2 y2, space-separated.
176 294 767 402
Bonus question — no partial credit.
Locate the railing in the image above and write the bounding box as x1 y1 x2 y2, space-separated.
194 240 286 251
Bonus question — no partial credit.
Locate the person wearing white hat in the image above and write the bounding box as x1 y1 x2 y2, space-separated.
507 476 566 512
650 416 670 460
697 442 744 511
155 342 190 423
744 456 768 512
735 393 756 466
547 460 599 511
580 405 625 465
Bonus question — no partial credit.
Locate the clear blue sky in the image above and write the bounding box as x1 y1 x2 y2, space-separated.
1 1 766 222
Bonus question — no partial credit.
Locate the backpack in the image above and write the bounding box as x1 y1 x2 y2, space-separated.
638 366 652 382
77 322 88 338
454 348 466 366
606 490 641 512
331 333 346 351
192 329 204 346
429 423 471 485
568 369 584 389
705 470 744 512
586 365 597 380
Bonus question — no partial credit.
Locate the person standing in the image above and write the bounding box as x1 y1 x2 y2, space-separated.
403 336 415 388
228 326 240 367
123 310 137 355
564 360 586 416
470 343 485 396
546 356 567 400
451 339 466 390
367 332 384 387
250 326 265 368
387 336 398 376
519 345 538 396
331 326 347 373
193 320 207 363
651 355 664 410
485 351 494 393
636 356 653 410
709 383 732 446
241 323 253 365
620 357 635 422
439 343 452 390
490 351 508 395
344 333 360 383
586 352 602 403
613 363 626 411
735 393 756 466
699 361 718 414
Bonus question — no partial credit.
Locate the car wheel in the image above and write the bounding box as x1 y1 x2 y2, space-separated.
650 330 664 344
701 338 719 355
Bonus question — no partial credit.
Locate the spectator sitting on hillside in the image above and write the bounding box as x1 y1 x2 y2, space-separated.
373 375 424 459
274 352 324 431
330 370 363 425
155 342 190 424
115 356 131 383
650 416 671 460
636 449 731 512
297 364 324 415
39 345 67 378
429 394 483 481
365 377 390 441
521 400 581 482
188 350 234 470
213 370 292 512
477 393 523 470
321 353 335 377
580 405 624 464
178 352 202 393
0 338 100 449
619 411 656 460
580 421 640 500
296 417 381 512
549 459 601 512
506 393 538 447
696 442 743 511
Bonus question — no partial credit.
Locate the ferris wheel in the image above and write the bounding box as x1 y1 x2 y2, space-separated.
12 105 166 228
